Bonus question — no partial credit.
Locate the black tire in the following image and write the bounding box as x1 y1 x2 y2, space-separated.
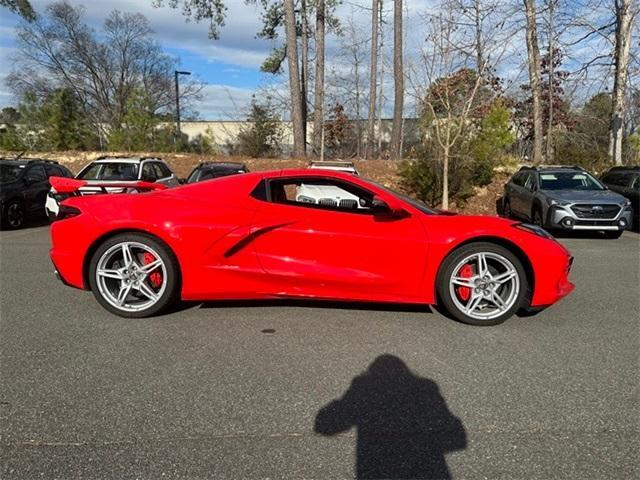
602 230 623 239
88 233 180 318
1 199 25 229
436 242 529 326
532 206 544 227
503 199 512 218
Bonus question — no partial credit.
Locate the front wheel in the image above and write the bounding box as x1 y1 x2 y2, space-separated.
2 200 25 229
602 230 623 239
437 243 528 326
88 233 180 318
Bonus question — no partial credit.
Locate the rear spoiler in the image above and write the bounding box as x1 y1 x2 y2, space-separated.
50 176 168 194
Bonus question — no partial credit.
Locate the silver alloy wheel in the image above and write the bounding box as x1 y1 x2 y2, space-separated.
95 241 168 313
448 252 520 321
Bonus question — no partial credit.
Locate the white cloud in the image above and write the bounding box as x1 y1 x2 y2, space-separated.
196 84 255 120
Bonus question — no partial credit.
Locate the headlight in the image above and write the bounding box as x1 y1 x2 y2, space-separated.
623 199 632 207
297 195 316 204
548 198 570 207
514 222 556 240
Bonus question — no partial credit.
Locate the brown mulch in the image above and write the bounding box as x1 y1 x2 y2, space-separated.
2 150 508 216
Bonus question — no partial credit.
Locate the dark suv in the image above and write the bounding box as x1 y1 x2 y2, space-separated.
0 158 73 229
502 165 633 238
600 166 639 228
185 162 249 184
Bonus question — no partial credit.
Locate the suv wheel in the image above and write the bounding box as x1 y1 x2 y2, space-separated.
503 199 512 218
603 230 623 239
532 207 544 227
2 200 25 229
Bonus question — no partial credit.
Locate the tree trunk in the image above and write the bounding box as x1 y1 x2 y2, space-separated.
546 0 556 163
523 0 544 164
284 0 305 157
312 0 325 156
301 0 309 151
609 0 635 166
366 0 380 159
442 143 450 210
390 0 404 159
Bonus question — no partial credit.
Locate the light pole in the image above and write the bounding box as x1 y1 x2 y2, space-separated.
174 70 191 146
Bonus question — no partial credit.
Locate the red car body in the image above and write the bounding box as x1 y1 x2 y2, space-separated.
50 169 574 310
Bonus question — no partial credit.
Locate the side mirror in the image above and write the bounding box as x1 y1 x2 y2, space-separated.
371 195 406 218
178 178 187 184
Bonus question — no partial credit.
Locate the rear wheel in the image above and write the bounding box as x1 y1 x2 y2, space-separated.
88 233 180 318
503 199 512 218
437 243 528 326
2 200 25 229
532 207 544 227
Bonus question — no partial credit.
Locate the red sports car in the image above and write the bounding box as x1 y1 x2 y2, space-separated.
49 169 574 325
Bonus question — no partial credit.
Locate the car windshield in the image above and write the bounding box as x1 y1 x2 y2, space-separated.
366 179 439 215
77 162 138 181
539 172 605 191
0 164 24 183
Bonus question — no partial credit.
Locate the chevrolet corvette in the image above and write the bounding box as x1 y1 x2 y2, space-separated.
49 169 574 325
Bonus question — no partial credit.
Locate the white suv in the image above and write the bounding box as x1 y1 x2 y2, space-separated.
297 161 362 207
46 157 179 219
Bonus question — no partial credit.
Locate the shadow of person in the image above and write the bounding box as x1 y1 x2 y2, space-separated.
315 355 467 479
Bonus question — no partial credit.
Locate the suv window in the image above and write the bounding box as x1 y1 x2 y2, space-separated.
602 172 630 187
25 165 46 183
141 162 157 181
153 162 172 179
267 178 375 213
539 171 605 191
524 172 537 191
45 164 68 178
511 172 526 187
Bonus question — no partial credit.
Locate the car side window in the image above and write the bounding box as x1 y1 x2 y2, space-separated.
25 165 46 183
511 172 525 187
632 176 640 190
524 173 537 191
153 162 172 179
44 164 65 178
141 162 157 181
267 178 376 214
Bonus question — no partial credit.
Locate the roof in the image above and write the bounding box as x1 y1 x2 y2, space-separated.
198 161 247 169
0 158 59 165
519 165 586 172
93 156 164 164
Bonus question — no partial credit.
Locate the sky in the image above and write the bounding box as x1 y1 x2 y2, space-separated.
0 0 623 120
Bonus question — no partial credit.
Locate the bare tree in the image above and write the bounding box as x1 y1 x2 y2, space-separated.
284 0 306 156
366 0 380 159
610 0 638 165
523 0 544 163
312 0 326 155
300 0 309 146
390 0 404 159
9 2 200 143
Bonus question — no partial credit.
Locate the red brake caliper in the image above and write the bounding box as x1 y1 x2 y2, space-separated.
142 252 162 288
456 264 473 301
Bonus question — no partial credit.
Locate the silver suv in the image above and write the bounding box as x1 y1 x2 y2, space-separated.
502 166 633 238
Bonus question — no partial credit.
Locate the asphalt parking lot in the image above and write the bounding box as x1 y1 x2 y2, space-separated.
1 226 638 479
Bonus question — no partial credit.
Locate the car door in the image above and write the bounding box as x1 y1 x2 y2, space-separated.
23 164 48 214
509 172 528 216
152 161 179 187
521 172 538 219
251 176 428 302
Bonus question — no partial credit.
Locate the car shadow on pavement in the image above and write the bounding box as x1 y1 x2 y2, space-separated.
196 299 433 314
315 354 467 479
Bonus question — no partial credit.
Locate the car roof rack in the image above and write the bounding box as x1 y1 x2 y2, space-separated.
199 161 246 167
519 164 585 172
309 160 356 168
94 155 162 161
